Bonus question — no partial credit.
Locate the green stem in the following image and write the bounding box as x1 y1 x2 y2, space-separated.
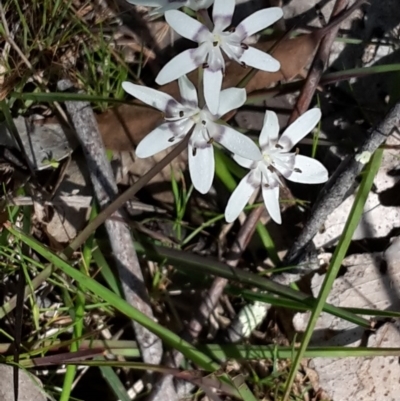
282 147 384 401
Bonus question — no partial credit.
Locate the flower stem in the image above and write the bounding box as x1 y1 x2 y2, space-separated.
196 9 213 31
197 67 205 109
195 9 210 109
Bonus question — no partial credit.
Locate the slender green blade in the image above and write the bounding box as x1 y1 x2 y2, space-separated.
282 147 384 400
6 225 217 372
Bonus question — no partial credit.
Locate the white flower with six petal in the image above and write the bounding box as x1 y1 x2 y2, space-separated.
122 76 261 194
126 0 214 16
156 0 283 114
225 109 329 224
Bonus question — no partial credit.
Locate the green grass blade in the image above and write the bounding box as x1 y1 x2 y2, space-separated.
256 223 279 266
322 63 400 84
246 64 400 105
200 344 400 361
214 147 239 191
92 245 122 297
282 147 384 401
6 225 218 371
98 360 131 401
60 216 92 401
231 287 400 319
7 228 262 399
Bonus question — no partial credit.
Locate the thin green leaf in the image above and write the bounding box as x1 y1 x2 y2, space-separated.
200 344 400 361
6 225 218 372
135 242 371 328
282 147 384 401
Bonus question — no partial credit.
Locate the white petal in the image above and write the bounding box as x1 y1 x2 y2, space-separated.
213 0 235 31
206 46 225 73
287 155 328 184
136 124 178 158
236 7 283 39
271 152 295 178
239 46 280 72
259 110 279 148
220 42 243 62
178 75 198 106
168 118 195 137
204 68 223 115
188 141 215 194
122 81 180 112
156 49 201 85
262 184 281 224
225 172 257 223
232 154 258 169
217 88 246 118
278 108 322 151
260 164 282 188
217 125 262 160
165 10 210 42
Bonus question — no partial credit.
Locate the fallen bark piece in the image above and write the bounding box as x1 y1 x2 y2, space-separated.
293 250 400 345
310 319 400 401
0 365 46 401
313 132 400 248
57 80 178 401
0 116 74 170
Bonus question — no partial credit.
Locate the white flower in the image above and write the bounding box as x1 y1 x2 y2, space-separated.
122 76 261 194
225 109 329 224
126 0 214 15
156 0 283 114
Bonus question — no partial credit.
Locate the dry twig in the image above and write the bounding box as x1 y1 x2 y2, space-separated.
288 0 350 124
148 205 264 400
224 0 356 341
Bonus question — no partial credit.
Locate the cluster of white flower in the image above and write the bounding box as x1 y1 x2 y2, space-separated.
123 0 329 224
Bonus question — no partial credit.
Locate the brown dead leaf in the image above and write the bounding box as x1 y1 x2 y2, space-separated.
96 31 319 150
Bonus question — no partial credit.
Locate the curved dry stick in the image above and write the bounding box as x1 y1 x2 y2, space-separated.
148 206 265 400
278 0 351 270
285 101 400 264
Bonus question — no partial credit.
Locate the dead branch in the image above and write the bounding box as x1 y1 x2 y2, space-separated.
288 0 350 124
285 100 400 265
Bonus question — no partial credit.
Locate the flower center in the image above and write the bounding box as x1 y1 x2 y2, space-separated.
191 108 210 125
212 33 221 47
262 151 274 166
